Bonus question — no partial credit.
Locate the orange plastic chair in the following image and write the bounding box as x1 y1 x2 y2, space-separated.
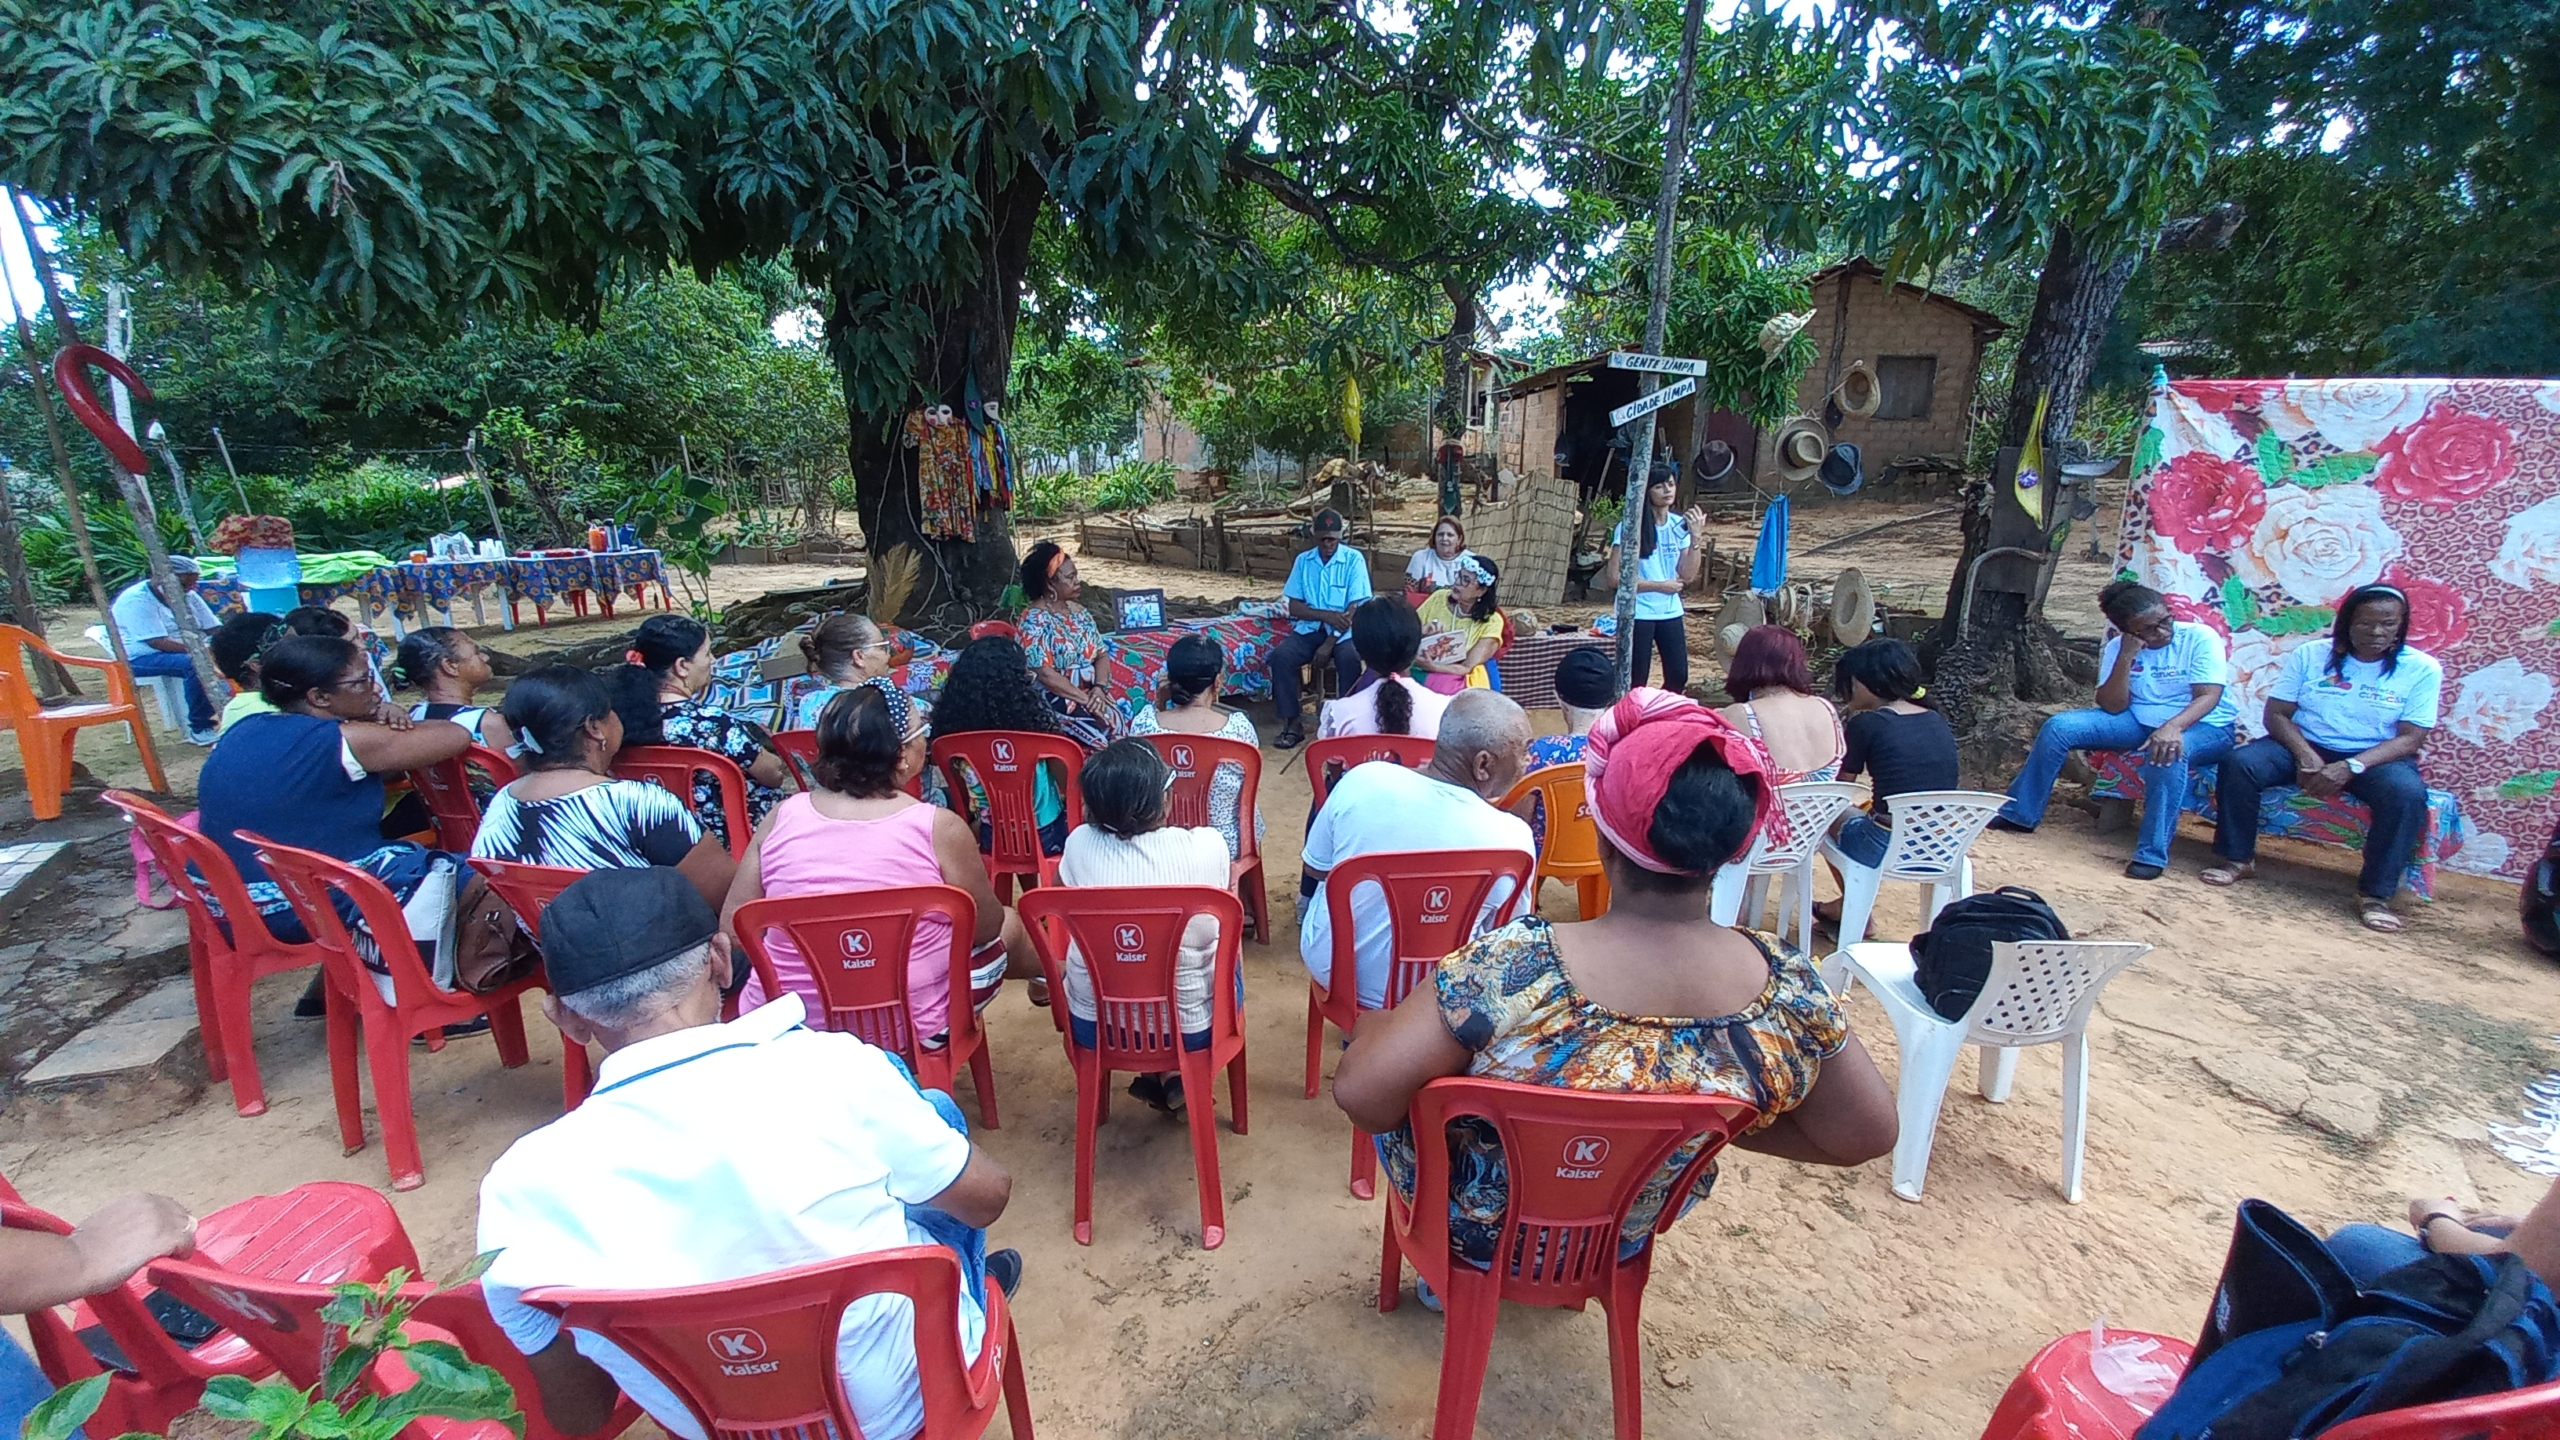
410 744 518 854
1377 1078 1761 1440
1302 734 1434 816
102 791 322 1116
1308 848 1534 1198
465 857 602 1109
149 1260 640 1440
249 834 545 1191
524 1249 1034 1440
1500 762 1610 919
930 731 1084 901
731 885 1001 1128
1142 732 1270 942
1018 885 1249 1249
613 744 753 858
0 622 167 819
6 1181 417 1435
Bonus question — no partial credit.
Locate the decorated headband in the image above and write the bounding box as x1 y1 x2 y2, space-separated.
1580 687 1784 875
858 677 922 742
1454 553 1493 586
1045 548 1067 580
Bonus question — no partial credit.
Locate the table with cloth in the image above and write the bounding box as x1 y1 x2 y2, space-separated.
384 557 515 634
1097 601 1294 722
2086 750 2467 901
1494 629 1612 710
194 550 401 629
504 550 672 627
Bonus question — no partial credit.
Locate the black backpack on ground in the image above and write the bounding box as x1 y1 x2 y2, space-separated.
1907 885 2068 1020
2523 818 2560 956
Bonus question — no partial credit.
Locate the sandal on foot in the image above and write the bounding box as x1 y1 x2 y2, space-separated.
2199 863 2254 887
2360 900 2406 933
1027 976 1051 1008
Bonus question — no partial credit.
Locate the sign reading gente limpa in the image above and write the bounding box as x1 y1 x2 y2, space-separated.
1605 351 1708 376
1608 376 1697 427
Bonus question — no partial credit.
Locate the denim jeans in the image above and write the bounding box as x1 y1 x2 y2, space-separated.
1834 812 1892 867
1265 627 1360 727
2212 737 2430 900
127 648 215 731
885 1058 991 1309
0 1331 70 1440
1997 709 2234 869
2326 1223 2427 1287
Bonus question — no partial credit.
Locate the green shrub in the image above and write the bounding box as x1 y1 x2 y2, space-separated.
1015 460 1176 519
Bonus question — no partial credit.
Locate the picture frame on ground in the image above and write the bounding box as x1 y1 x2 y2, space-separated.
1115 588 1166 632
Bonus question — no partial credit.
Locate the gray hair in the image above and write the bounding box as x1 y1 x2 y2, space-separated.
1437 689 1530 765
557 941 713 1029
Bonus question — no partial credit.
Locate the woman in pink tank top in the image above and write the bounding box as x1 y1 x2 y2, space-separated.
722 681 1036 1039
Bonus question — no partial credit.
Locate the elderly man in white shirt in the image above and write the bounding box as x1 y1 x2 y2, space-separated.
107 556 222 742
1299 689 1537 1010
477 867 1020 1440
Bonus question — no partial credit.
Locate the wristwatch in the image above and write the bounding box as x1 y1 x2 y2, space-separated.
2347 758 2368 776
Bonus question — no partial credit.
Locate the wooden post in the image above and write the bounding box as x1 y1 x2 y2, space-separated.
0 193 116 678
464 432 509 550
209 426 251 510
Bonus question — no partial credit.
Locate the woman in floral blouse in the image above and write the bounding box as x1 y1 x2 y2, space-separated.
1335 690 1896 1292
1015 541 1120 751
631 614 791 850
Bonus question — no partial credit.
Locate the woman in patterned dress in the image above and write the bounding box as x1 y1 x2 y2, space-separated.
1335 690 1896 1291
630 613 791 851
1014 541 1120 751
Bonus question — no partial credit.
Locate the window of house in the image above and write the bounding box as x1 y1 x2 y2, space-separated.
1875 355 1938 420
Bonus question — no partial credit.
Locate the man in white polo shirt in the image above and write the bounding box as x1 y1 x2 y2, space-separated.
477 868 1020 1440
107 556 221 742
1300 689 1536 1010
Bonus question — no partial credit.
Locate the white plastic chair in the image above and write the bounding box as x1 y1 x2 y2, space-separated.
1818 789 2007 947
1819 938 2152 1204
87 625 186 732
1711 781 1863 952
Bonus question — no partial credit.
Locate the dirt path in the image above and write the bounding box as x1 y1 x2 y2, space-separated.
6 538 2556 1439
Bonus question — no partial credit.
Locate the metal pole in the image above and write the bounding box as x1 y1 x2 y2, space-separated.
209 425 251 510
1611 0 1709 694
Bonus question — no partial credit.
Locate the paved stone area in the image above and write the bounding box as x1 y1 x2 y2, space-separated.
0 832 191 1106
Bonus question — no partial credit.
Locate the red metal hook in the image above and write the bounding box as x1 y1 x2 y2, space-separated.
51 342 153 476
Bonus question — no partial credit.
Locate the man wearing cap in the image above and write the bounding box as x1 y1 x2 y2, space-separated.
1265 507 1372 749
477 868 1020 1440
1526 646 1621 771
107 559 221 743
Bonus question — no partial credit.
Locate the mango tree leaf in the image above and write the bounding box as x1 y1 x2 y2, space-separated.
21 1375 109 1440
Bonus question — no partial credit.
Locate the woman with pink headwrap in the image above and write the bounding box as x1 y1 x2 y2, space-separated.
1335 689 1898 1294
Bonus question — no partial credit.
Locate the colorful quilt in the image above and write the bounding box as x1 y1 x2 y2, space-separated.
2119 378 2560 883
1099 602 1293 721
703 625 951 732
2085 750 2461 900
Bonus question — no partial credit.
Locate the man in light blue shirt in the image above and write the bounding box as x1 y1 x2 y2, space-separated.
1265 507 1372 747
1993 581 2237 879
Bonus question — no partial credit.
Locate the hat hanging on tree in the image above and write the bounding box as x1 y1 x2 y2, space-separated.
1773 416 1829 483
1758 309 1815 362
1828 567 1876 647
1834 359 1881 419
1692 439 1738 489
1819 442 1864 496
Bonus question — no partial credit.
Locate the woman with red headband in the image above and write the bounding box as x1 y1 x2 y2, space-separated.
1015 540 1120 751
1334 689 1897 1293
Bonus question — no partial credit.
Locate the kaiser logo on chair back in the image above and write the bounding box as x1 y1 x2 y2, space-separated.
1113 923 1147 962
708 1327 779 1376
1556 1135 1611 1179
1169 744 1195 772
1422 886 1452 922
206 1284 290 1329
838 929 875 967
990 738 1017 768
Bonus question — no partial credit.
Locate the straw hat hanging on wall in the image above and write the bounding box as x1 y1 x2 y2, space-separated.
1835 359 1881 419
1713 590 1768 665
1829 566 1876 647
1773 416 1830 483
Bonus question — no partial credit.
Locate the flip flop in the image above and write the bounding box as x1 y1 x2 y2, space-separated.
2360 900 2405 934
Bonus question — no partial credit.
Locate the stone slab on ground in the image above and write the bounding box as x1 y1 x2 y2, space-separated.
0 834 193 1106
0 842 73 918
5 977 205 1139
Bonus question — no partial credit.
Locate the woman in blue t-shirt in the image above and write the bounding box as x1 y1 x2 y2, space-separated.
2202 584 2442 932
1991 581 2237 880
1596 470 1707 693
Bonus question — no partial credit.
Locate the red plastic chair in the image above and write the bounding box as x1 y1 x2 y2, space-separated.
1499 762 1611 919
102 791 322 1117
930 731 1084 901
1018 885 1249 1249
2326 1379 2560 1438
613 744 753 859
1377 1078 1761 1440
772 728 922 799
0 622 167 820
248 834 546 1191
466 858 602 1108
148 1260 639 1440
1142 732 1270 942
1308 848 1535 1199
523 1249 1033 1440
969 619 1021 643
409 744 519 854
1303 734 1434 816
731 886 1001 1127
6 1182 417 1436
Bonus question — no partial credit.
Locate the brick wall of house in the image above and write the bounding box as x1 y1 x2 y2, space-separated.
1792 271 1990 474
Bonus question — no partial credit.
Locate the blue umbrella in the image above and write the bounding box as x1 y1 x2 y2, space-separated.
1750 493 1791 594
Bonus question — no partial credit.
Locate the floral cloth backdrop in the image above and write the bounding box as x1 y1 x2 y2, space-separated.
2120 378 2560 881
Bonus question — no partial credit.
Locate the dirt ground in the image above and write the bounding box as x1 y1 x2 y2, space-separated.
8 528 2559 1440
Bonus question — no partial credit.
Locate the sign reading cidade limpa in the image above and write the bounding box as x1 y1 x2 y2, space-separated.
1608 375 1698 427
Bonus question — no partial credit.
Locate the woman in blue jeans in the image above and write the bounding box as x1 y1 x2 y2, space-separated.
1991 581 2236 880
2329 1181 2560 1289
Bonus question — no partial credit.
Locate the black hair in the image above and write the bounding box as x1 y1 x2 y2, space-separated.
813 684 907 797
1350 597 1423 735
1019 541 1066 601
209 611 283 684
2097 580 2168 632
1639 464 1676 559
282 605 351 638
390 626 467 691
1081 738 1169 840
1159 633 1224 709
799 612 885 680
631 614 709 676
1833 637 1930 708
1616 742 1765 894
933 636 1063 737
499 666 612 771
2330 584 2411 677
604 664 666 747
259 635 362 710
1461 554 1501 622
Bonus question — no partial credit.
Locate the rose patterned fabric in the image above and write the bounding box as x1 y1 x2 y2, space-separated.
2119 378 2560 881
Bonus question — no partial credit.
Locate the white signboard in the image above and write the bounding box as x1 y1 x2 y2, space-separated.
1606 351 1709 376
1608 376 1697 427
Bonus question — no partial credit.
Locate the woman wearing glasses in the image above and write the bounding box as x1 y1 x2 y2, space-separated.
1990 580 2238 880
783 612 900 730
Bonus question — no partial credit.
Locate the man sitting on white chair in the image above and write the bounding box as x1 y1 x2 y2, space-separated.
477 867 1021 1440
107 557 221 744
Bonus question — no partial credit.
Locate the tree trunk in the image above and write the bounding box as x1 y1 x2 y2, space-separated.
1925 224 2139 736
838 159 1046 633
1435 282 1480 517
